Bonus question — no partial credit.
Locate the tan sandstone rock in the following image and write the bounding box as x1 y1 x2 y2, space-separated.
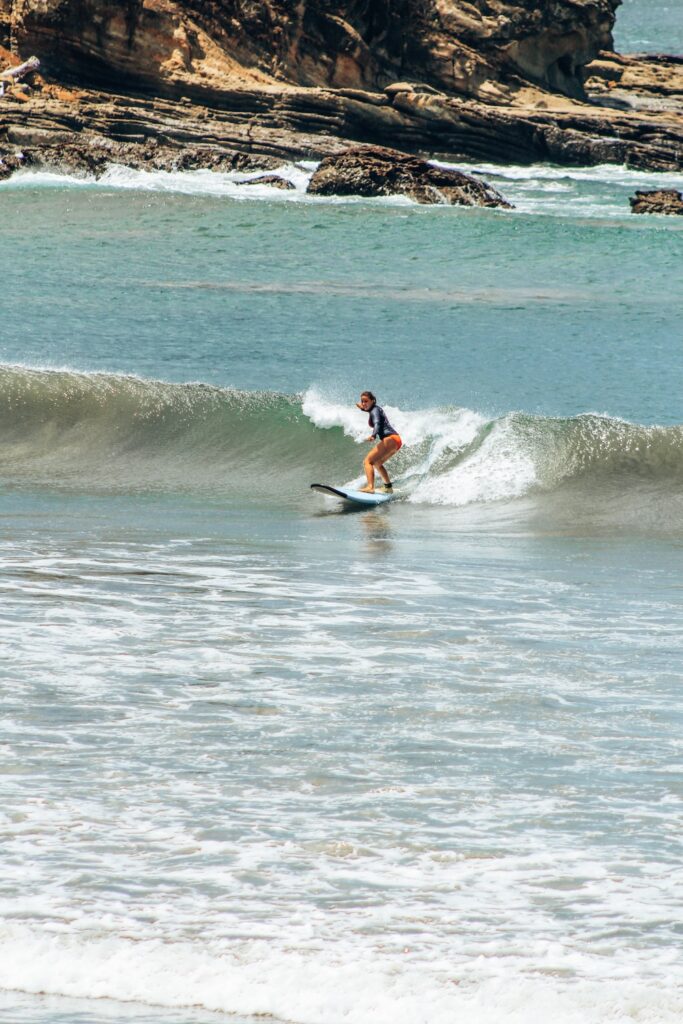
0 1 681 175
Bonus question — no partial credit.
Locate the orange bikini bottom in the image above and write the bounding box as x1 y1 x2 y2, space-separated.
384 434 402 451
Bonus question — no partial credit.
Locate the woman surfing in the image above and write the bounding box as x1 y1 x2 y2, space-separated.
357 391 402 493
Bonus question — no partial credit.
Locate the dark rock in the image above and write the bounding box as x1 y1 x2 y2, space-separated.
0 150 26 179
629 189 683 215
307 145 512 208
21 143 111 177
15 138 280 179
239 175 295 190
168 150 280 173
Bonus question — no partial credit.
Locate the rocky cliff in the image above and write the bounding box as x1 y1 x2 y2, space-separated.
0 0 681 175
3 0 620 100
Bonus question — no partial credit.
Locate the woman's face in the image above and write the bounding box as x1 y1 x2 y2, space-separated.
359 395 373 410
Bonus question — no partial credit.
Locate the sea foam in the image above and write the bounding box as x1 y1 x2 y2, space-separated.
1 924 681 1024
4 159 682 221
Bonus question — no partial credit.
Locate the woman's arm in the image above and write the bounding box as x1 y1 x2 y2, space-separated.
368 406 381 438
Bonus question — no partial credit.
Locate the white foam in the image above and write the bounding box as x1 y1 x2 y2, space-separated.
0 163 310 199
302 389 369 441
0 164 413 206
5 158 682 221
302 389 485 449
303 390 530 502
432 160 683 219
0 925 681 1024
1 169 94 188
410 417 537 505
445 160 683 191
99 163 310 199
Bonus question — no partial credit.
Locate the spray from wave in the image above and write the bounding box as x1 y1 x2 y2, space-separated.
1 365 682 522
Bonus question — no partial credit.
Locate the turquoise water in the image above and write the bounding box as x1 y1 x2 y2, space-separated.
1 172 682 423
1 8 683 1020
614 0 683 53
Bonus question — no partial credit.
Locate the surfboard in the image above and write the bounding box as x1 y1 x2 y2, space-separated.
310 483 394 507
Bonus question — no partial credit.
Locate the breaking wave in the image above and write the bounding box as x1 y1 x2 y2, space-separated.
2 922 682 1024
1 364 682 521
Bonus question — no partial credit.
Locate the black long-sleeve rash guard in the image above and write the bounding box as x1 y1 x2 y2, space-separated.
368 404 398 440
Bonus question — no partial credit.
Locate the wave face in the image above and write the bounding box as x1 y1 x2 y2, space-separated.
1 365 682 518
0 366 356 500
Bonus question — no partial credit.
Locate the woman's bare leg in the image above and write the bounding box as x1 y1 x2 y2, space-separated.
361 439 399 491
363 447 378 490
376 462 391 485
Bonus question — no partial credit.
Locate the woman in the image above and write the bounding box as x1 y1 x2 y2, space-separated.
356 391 402 493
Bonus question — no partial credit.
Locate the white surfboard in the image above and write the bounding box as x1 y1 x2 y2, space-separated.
310 483 394 507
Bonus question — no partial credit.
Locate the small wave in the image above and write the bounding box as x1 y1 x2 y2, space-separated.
1 162 310 200
4 157 682 223
0 163 417 208
1 923 681 1024
455 162 683 190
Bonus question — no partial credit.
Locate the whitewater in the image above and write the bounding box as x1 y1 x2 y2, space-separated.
1 4 683 1021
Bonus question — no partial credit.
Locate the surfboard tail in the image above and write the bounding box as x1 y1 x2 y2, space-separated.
310 484 393 506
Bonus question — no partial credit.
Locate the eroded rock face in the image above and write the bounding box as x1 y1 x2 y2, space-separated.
5 0 278 97
584 51 683 116
629 189 683 215
307 145 512 207
5 0 620 102
0 2 681 175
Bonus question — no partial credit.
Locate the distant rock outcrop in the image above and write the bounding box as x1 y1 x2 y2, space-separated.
307 145 512 207
629 189 683 216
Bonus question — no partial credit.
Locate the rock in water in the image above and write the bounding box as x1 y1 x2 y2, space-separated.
239 175 296 190
629 189 683 216
307 146 512 208
0 151 26 180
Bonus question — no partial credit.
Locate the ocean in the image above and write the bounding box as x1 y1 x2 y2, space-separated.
1 5 682 1023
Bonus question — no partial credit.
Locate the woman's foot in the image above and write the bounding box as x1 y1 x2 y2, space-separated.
380 483 393 493
359 485 375 493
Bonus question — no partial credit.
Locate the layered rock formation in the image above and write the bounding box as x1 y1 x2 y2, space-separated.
0 0 681 180
3 0 620 101
629 189 683 215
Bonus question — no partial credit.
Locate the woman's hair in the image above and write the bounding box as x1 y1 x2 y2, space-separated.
361 391 376 403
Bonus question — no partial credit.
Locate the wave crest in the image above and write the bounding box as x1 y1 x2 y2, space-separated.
1 366 681 511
